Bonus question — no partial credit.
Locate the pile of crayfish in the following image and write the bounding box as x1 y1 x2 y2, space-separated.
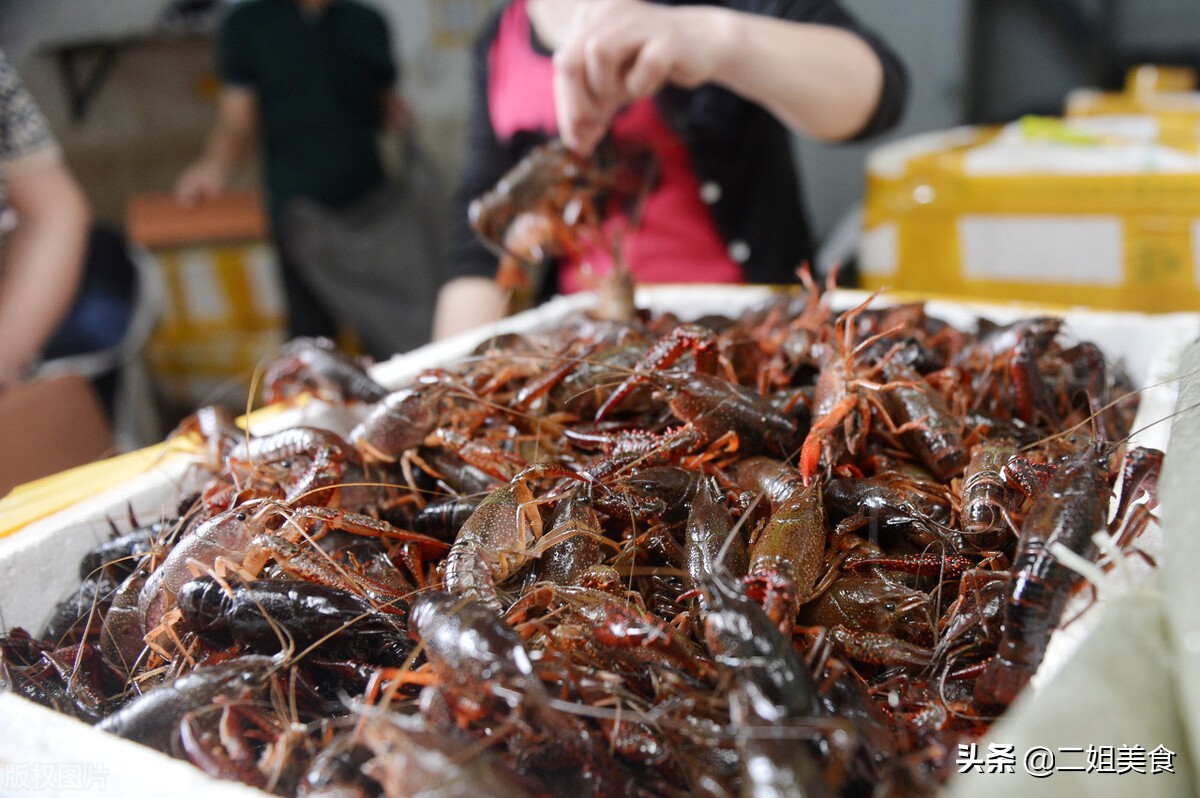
1 283 1162 797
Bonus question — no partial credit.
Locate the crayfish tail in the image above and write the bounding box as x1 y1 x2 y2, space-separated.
973 656 1033 709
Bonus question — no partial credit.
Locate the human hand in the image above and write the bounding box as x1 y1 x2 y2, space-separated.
384 93 415 136
553 0 729 154
174 160 227 207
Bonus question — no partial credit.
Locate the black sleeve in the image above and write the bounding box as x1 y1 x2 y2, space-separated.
442 12 508 285
716 0 909 140
218 5 257 87
362 8 399 88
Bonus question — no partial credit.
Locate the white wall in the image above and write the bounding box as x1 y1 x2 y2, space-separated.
4 0 1200 243
0 0 973 240
0 0 500 222
0 0 165 65
794 0 971 244
372 0 504 183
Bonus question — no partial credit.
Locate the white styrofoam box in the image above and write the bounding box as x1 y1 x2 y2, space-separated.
1 285 1196 797
0 695 265 798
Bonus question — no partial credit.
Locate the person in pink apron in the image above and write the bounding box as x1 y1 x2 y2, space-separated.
433 0 907 340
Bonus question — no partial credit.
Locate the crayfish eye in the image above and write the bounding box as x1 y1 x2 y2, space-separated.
235 512 248 522
278 460 291 469
884 602 896 613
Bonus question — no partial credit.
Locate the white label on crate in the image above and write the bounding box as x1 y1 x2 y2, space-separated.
1192 220 1200 289
179 248 230 321
866 127 981 179
246 243 287 318
859 223 898 277
958 215 1123 285
157 260 180 324
1185 218 1200 289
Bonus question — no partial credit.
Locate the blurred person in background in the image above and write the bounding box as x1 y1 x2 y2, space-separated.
0 48 91 392
432 0 907 340
176 0 410 345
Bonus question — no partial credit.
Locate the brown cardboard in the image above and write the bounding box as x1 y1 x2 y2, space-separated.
0 373 114 497
125 190 267 248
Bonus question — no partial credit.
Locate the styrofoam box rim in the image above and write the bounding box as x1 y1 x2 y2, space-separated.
1 284 1196 797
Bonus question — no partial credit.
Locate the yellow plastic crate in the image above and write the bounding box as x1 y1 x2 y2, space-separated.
144 242 285 407
1067 65 1200 154
860 122 1200 312
127 192 286 411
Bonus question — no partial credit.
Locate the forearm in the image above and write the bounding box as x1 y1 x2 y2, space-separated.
431 277 509 341
193 87 255 180
0 169 91 382
436 14 519 342
381 88 413 135
702 8 884 143
553 0 895 151
197 112 253 178
176 88 256 204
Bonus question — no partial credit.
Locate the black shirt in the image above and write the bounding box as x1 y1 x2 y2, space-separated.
445 0 908 289
219 0 397 225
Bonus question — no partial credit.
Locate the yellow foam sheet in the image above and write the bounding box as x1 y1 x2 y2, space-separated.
0 402 294 538
0 444 177 538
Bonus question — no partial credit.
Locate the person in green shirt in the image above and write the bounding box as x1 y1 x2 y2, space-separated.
176 0 410 342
